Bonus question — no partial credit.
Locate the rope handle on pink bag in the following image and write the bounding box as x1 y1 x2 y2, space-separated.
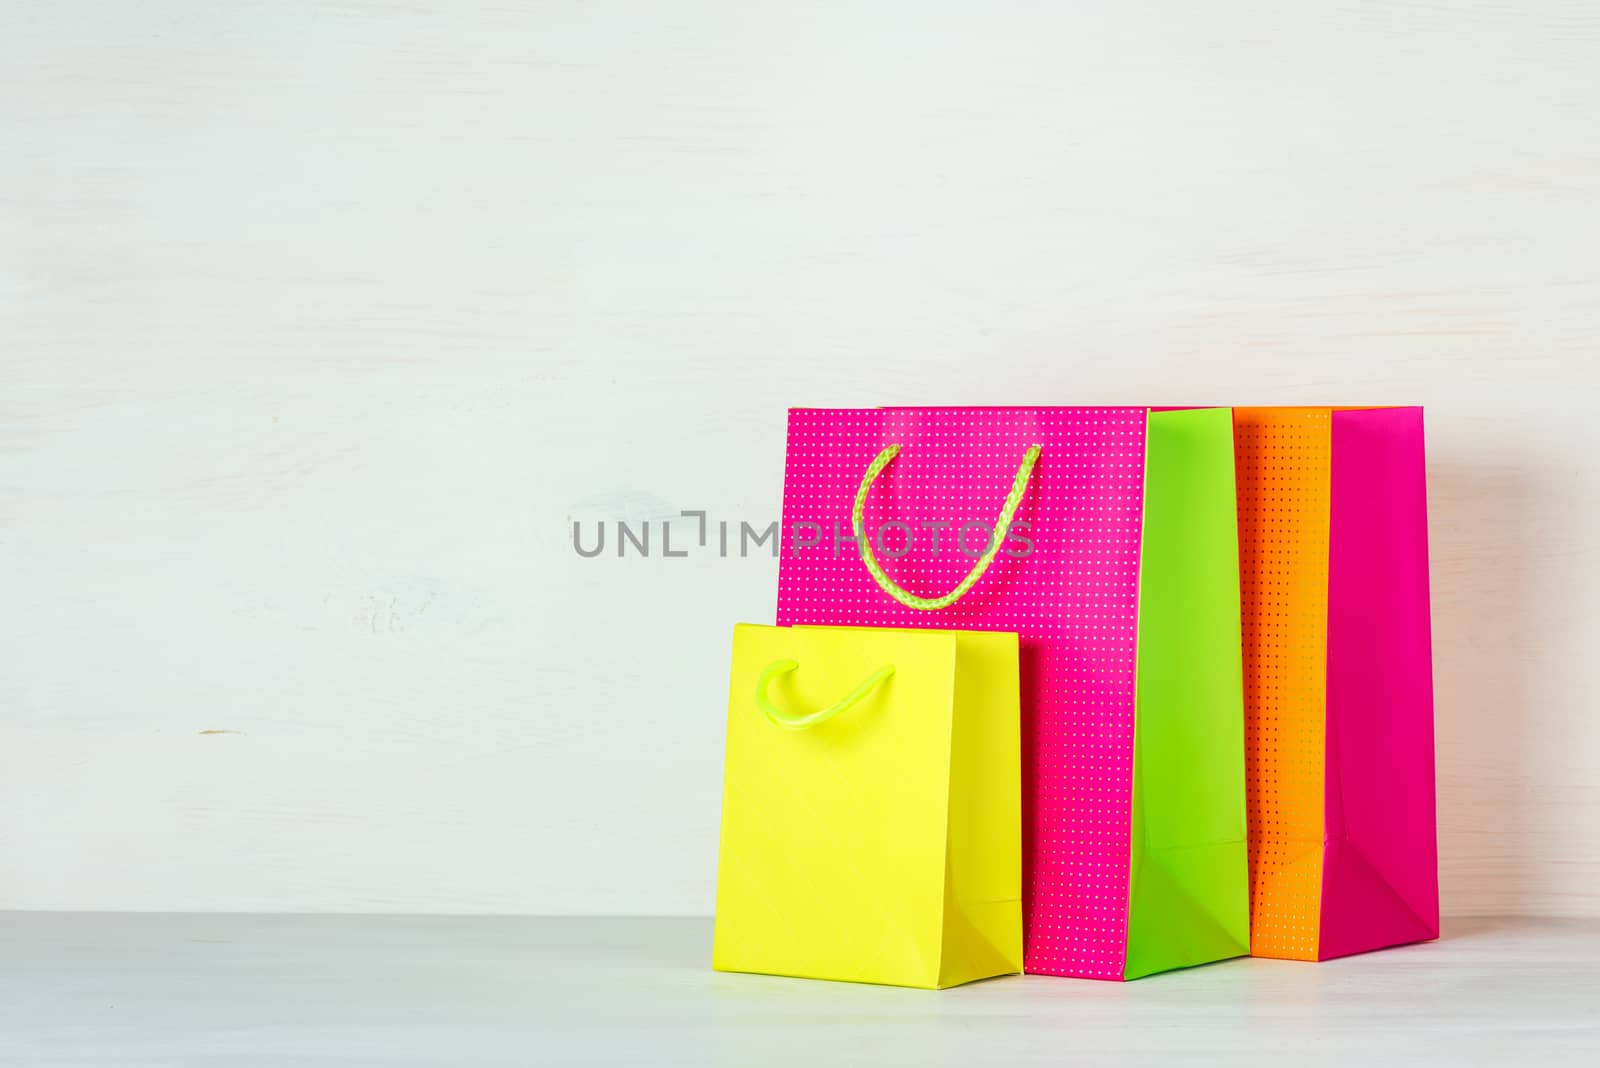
851 443 1041 611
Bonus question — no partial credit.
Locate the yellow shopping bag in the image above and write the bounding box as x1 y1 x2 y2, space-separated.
713 623 1022 988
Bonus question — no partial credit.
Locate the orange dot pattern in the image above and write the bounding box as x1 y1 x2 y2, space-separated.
1233 408 1329 961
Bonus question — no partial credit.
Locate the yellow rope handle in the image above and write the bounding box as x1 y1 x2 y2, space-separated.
756 659 895 729
851 443 1041 611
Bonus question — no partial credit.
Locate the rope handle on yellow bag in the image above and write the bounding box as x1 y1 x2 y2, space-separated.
851 443 1042 611
756 659 895 730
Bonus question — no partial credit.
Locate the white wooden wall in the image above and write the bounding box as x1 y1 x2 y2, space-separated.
3 1 1597 916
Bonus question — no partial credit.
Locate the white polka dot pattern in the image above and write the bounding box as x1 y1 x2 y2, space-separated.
775 407 1147 980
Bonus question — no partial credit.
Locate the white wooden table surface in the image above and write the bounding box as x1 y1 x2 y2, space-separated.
1 914 1594 1065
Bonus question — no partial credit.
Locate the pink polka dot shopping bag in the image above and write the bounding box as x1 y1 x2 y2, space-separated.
772 406 1249 980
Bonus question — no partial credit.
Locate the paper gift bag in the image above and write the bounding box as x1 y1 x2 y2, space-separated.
775 406 1248 980
1233 406 1438 961
713 622 1023 989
